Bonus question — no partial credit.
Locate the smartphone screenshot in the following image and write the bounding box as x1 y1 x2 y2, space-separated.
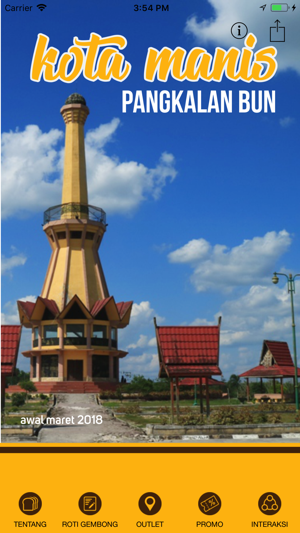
1 1 300 531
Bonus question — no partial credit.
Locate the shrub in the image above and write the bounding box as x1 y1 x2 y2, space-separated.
209 407 237 425
11 393 26 408
238 409 254 424
116 387 123 402
117 404 141 415
160 415 170 425
256 412 268 423
99 390 116 399
268 413 282 424
9 406 21 413
19 381 37 401
156 406 170 414
179 413 207 426
40 393 48 400
295 412 300 423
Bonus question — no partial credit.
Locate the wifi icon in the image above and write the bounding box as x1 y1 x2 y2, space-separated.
37 3 47 10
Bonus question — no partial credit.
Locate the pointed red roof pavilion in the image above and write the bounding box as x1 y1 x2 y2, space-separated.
239 340 300 401
154 317 222 419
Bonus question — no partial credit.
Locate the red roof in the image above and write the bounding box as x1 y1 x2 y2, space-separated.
18 294 133 328
180 377 226 387
116 301 132 319
91 297 133 326
155 320 222 378
18 297 59 320
90 297 113 317
40 298 60 316
18 300 35 318
264 340 294 366
239 340 299 378
240 365 300 378
1 325 22 376
164 365 222 377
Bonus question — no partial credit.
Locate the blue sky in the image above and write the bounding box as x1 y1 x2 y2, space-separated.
2 0 300 379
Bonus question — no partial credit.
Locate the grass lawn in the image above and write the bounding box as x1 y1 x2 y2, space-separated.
116 411 297 428
2 400 51 427
117 414 164 427
104 399 298 429
102 398 241 409
4 402 49 412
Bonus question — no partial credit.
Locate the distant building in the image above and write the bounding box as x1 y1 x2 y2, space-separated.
17 94 132 393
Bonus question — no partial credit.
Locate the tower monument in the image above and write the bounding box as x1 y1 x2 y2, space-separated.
17 94 132 392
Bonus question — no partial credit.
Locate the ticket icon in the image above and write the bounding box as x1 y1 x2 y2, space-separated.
198 493 221 515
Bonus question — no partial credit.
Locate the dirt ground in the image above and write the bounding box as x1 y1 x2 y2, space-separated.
38 394 161 443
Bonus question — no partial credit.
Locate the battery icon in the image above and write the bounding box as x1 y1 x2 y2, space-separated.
271 3 290 10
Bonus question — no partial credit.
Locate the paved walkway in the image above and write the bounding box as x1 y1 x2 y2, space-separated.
38 394 157 443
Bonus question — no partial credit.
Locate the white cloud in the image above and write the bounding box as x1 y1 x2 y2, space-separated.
211 283 298 376
189 317 216 326
121 353 159 377
1 126 63 219
2 120 177 219
219 284 295 343
130 301 155 322
279 117 296 128
168 239 210 265
85 118 121 149
148 337 157 347
2 253 27 275
184 0 300 73
120 300 163 350
153 243 173 254
119 301 163 379
1 295 36 325
168 230 291 292
128 334 149 349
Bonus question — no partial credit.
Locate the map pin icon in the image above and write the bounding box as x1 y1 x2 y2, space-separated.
145 497 155 512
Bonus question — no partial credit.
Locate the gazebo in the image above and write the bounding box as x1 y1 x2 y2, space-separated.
1 325 22 408
239 340 300 402
154 317 222 420
180 377 227 407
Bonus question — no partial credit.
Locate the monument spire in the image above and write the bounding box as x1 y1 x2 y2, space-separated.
60 93 89 218
41 94 109 310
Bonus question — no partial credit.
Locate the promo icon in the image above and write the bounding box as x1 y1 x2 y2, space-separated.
19 493 42 515
138 493 162 515
258 493 281 515
198 493 221 515
79 492 102 515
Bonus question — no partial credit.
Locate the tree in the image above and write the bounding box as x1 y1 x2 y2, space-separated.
153 378 170 392
227 374 241 396
6 368 30 386
123 375 154 394
11 393 26 408
19 381 37 402
251 382 267 394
